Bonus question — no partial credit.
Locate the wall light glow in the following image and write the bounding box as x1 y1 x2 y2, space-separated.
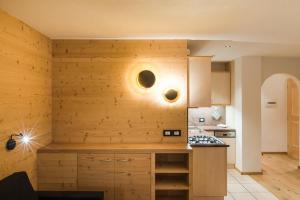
21 134 31 144
125 59 187 107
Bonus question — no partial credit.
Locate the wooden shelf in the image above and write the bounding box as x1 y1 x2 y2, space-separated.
155 162 189 174
155 179 189 190
156 190 188 200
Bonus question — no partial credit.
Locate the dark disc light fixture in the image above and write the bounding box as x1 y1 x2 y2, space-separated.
164 89 179 103
137 70 156 89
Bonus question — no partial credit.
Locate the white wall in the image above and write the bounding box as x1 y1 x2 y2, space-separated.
232 58 243 170
261 74 288 152
262 57 300 82
231 56 262 173
227 56 300 171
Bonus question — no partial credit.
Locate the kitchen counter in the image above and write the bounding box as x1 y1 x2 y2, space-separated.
190 143 229 147
38 143 192 153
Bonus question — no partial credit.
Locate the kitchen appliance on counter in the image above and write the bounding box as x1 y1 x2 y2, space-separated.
214 130 236 167
188 135 228 147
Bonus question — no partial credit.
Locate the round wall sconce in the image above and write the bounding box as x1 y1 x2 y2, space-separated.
137 70 156 89
164 89 180 103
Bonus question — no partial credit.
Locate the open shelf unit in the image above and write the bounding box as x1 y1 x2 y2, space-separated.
156 190 188 200
154 153 191 200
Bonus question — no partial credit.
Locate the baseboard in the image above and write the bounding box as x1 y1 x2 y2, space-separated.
261 152 287 155
193 197 223 200
227 164 235 169
235 167 263 175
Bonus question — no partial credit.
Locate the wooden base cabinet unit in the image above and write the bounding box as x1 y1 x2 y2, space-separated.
154 153 192 200
37 144 193 200
78 154 115 200
38 152 151 200
115 154 151 200
192 147 227 200
37 153 78 191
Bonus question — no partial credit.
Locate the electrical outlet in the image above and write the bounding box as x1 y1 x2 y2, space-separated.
163 130 172 136
173 130 181 136
163 130 181 136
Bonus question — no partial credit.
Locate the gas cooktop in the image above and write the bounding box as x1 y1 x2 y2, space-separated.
188 135 228 147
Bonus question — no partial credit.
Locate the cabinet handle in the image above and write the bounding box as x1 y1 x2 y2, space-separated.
117 159 130 162
118 172 131 176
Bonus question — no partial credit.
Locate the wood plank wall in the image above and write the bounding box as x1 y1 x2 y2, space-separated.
52 40 187 144
0 9 52 187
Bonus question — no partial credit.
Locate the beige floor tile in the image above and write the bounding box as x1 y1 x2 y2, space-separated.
225 192 235 200
231 193 256 200
228 183 248 193
234 175 257 184
228 174 239 184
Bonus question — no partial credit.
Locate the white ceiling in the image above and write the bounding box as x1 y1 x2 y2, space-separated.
188 40 300 61
1 0 300 44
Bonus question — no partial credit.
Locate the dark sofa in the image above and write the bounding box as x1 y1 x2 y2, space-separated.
0 172 104 200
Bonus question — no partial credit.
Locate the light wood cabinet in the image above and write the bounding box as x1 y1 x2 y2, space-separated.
193 147 227 198
116 154 151 172
188 57 212 107
38 153 77 191
38 152 151 200
211 70 231 105
78 153 115 200
115 154 151 200
116 171 151 200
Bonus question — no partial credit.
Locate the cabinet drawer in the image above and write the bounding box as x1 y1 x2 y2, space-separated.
116 154 151 172
78 153 114 172
38 153 77 191
115 171 151 200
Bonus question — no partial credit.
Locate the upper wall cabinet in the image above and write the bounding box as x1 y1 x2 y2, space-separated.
211 63 231 105
188 56 212 107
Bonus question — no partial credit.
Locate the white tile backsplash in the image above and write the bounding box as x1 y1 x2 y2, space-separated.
188 106 226 126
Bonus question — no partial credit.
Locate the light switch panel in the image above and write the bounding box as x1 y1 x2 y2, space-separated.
163 130 181 136
173 130 181 136
163 130 172 136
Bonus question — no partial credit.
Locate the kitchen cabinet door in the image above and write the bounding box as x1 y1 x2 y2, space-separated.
188 56 212 107
115 171 151 200
193 148 227 197
221 138 236 165
38 153 77 191
78 153 115 200
115 154 151 200
211 71 231 105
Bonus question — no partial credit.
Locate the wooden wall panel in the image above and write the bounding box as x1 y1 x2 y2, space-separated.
52 40 187 144
0 9 52 188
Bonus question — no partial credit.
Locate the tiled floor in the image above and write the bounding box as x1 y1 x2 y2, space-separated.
226 169 279 200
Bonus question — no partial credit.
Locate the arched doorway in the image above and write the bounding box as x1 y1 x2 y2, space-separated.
261 73 300 164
